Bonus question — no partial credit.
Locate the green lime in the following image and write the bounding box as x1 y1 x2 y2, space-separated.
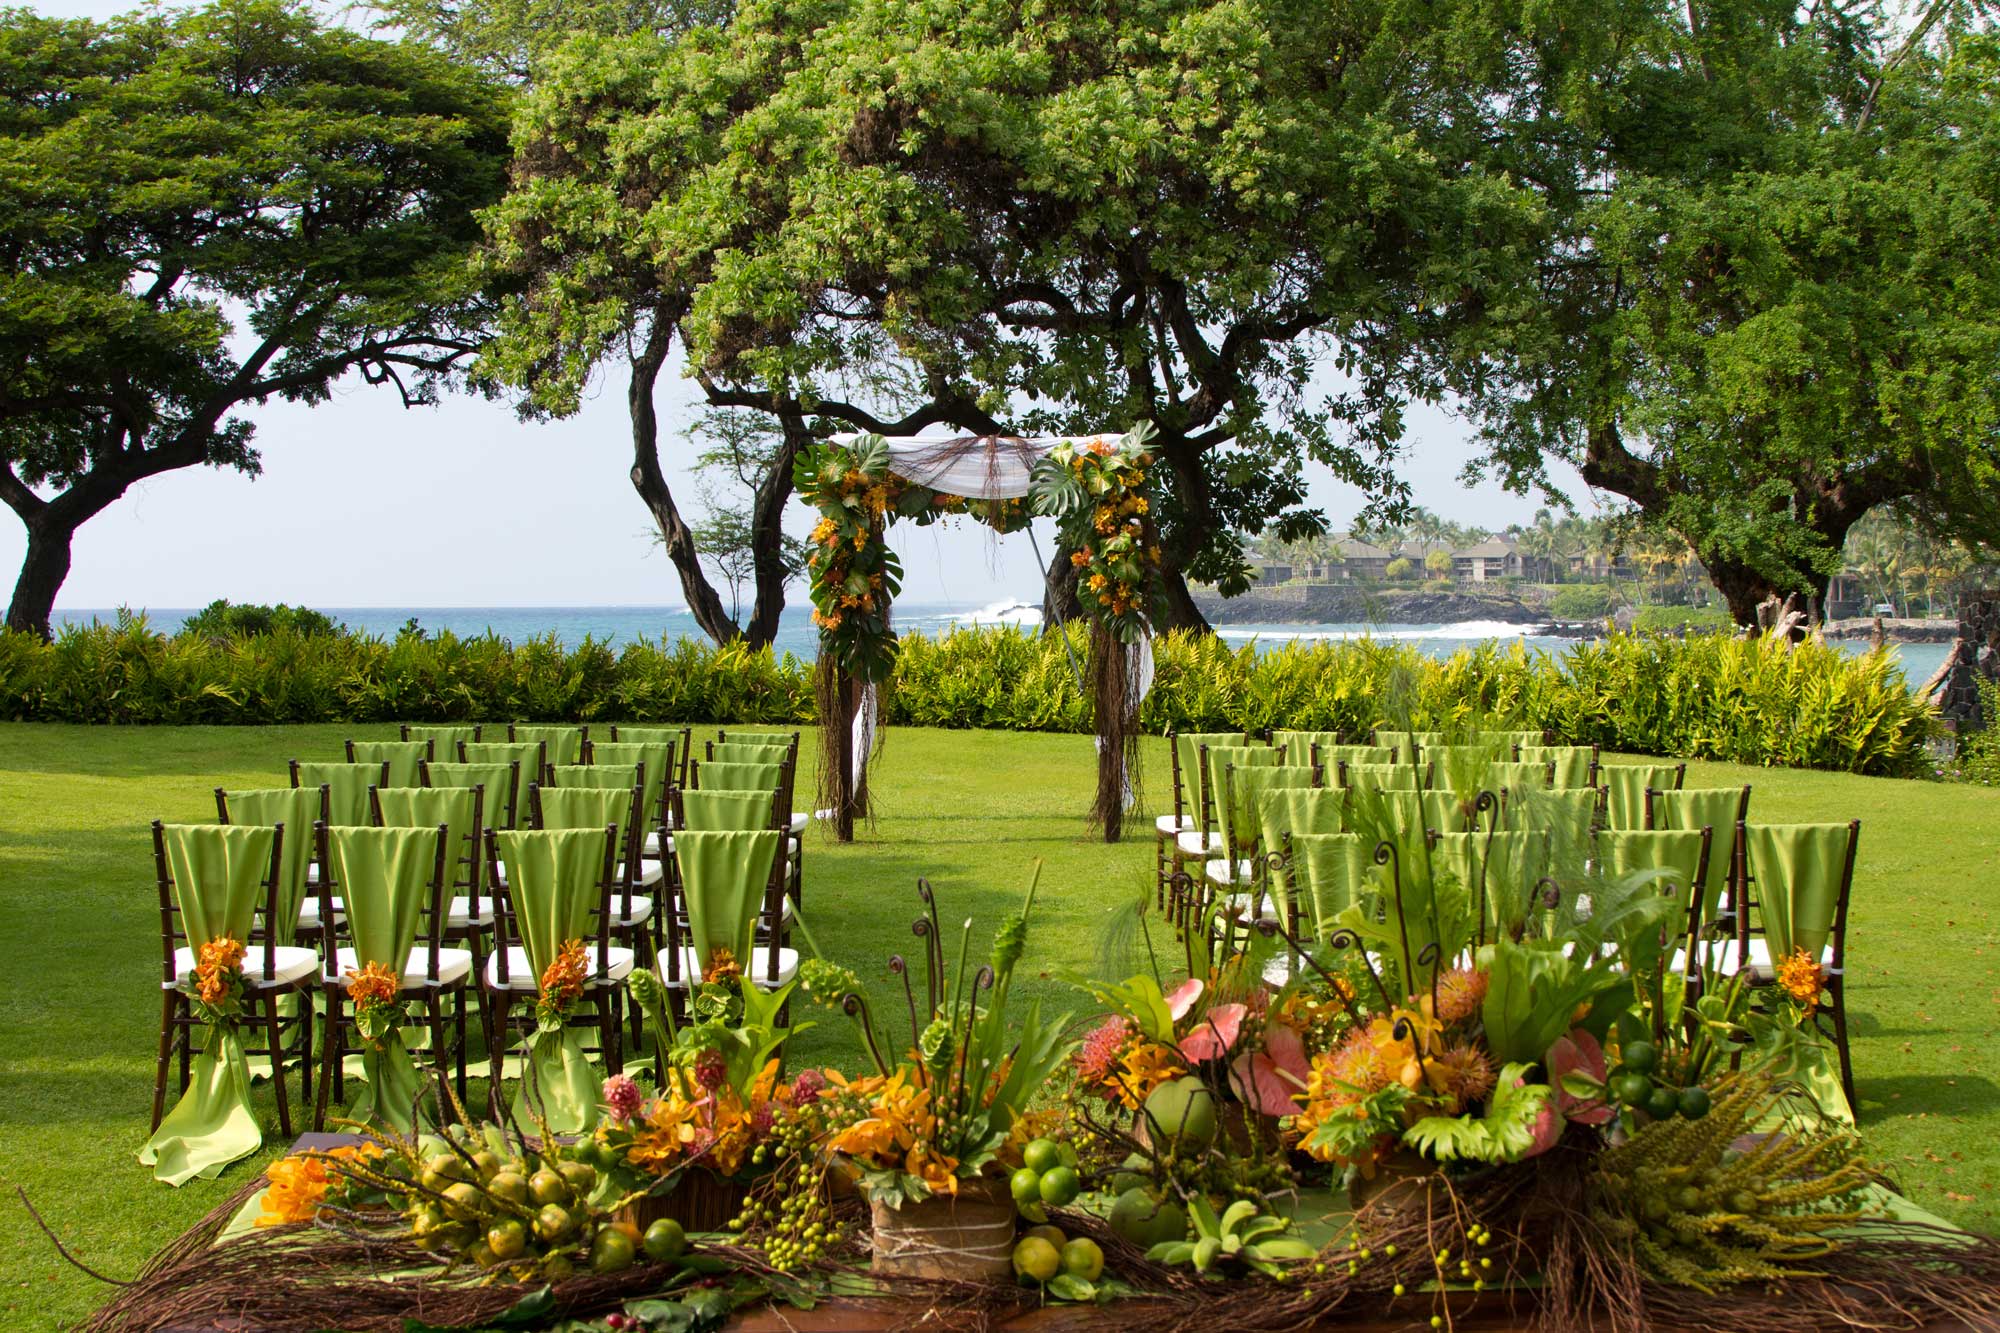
1025 1223 1066 1248
1012 1236 1061 1284
1621 1040 1658 1074
1613 1073 1653 1106
1060 1236 1104 1281
1038 1166 1081 1207
1010 1167 1045 1211
643 1217 688 1262
1023 1138 1063 1175
590 1225 637 1274
1644 1086 1680 1121
486 1218 527 1261
1677 1086 1712 1120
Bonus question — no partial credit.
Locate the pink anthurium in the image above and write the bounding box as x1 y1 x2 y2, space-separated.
1523 1098 1564 1158
1230 1051 1304 1116
1178 1002 1246 1063
1548 1028 1616 1126
1264 1021 1311 1084
1165 977 1205 1021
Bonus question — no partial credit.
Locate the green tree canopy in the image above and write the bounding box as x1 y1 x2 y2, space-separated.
0 0 510 636
1469 4 2000 624
485 0 1563 629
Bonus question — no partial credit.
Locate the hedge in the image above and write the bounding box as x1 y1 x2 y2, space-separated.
0 617 1934 776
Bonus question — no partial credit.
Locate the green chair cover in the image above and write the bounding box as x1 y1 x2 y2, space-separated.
1342 787 1428 848
1216 765 1317 885
549 762 644 792
674 829 782 973
1423 789 1474 834
495 827 616 1133
1372 729 1416 764
423 761 519 828
349 740 429 789
1288 832 1371 938
1597 828 1711 928
376 786 481 892
461 743 545 828
1603 764 1685 829
1487 729 1548 749
589 741 673 828
697 760 784 792
1648 787 1749 926
217 787 320 945
1743 822 1858 1122
1171 731 1245 820
709 740 792 763
1432 831 1552 936
513 725 584 766
140 824 276 1185
1259 790 1348 901
681 788 779 832
1425 742 1511 773
612 726 690 785
1487 761 1553 792
404 724 479 754
536 784 638 839
1508 786 1599 846
1308 743 1399 769
1342 761 1422 791
328 825 445 1132
294 761 386 828
1520 746 1596 789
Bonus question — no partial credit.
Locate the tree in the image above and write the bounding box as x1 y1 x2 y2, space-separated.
0 2 508 637
1423 548 1454 580
488 0 1557 633
680 409 810 624
370 0 728 80
1470 6 2000 625
1386 557 1415 581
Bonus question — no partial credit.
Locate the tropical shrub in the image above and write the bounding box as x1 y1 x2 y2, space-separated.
1549 584 1617 620
178 600 343 639
0 621 1934 775
1628 605 1732 634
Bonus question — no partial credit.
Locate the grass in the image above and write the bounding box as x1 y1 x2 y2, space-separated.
2 722 1998 1328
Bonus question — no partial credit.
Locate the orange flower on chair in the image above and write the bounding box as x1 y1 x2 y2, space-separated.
536 937 588 1029
345 959 402 1043
702 947 742 986
1775 947 1828 1014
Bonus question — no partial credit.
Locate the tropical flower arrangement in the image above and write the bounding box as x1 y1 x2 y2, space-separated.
345 959 402 1045
255 1143 385 1227
186 935 247 1024
535 937 587 1031
1029 424 1163 643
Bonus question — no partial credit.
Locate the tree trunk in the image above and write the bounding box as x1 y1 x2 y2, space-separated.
1041 543 1083 629
5 515 75 639
741 412 806 651
1156 565 1212 634
625 319 743 646
1703 552 1832 633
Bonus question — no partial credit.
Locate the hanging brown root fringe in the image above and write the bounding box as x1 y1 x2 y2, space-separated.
83 1153 2000 1333
1087 622 1144 844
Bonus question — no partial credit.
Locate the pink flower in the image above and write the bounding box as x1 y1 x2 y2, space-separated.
1178 1002 1246 1063
1076 1016 1133 1084
1547 1028 1615 1127
791 1069 826 1105
602 1073 642 1123
1523 1096 1564 1158
1165 977 1205 1021
1226 1023 1311 1116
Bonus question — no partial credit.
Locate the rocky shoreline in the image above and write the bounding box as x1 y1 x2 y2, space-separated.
1192 586 1960 644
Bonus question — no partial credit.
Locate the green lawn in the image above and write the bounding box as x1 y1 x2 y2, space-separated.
1 723 1997 1328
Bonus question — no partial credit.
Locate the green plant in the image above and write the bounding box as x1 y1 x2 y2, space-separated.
1549 584 1617 620
179 601 343 640
1629 605 1732 635
1146 1197 1316 1277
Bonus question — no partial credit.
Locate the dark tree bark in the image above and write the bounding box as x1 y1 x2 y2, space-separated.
740 403 808 649
5 514 74 638
1041 544 1083 628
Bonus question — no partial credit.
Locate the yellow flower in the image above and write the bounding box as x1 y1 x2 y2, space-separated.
1113 1042 1184 1110
1087 573 1108 592
810 517 839 545
1775 947 1827 1013
194 936 245 1007
255 1144 381 1226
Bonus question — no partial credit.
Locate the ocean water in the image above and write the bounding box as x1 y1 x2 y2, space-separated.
54 601 1948 684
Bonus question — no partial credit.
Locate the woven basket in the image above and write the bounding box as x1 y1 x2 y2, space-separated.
618 1168 750 1235
868 1174 1017 1282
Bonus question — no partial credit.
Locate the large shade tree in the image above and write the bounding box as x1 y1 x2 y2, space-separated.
0 1 509 637
485 0 1572 631
1469 4 2000 625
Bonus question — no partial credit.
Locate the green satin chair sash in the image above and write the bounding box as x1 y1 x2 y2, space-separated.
217 787 320 945
294 762 384 827
1603 764 1685 829
1648 787 1749 920
536 785 638 842
1217 764 1317 860
674 829 782 971
1423 789 1474 833
709 740 792 763
349 740 429 789
495 827 615 1133
1597 827 1711 922
1487 761 1553 792
512 725 584 766
549 762 643 792
1520 746 1596 789
588 742 673 825
1342 762 1423 791
1745 823 1854 963
1432 830 1552 934
460 743 544 826
375 786 480 889
139 824 275 1185
328 825 444 1132
698 760 784 791
423 761 517 828
1171 732 1245 817
1289 832 1370 937
404 724 479 754
681 788 779 832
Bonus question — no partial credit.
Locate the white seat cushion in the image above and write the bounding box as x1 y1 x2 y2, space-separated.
1204 858 1256 887
1175 829 1223 858
790 812 809 834
606 894 655 926
335 945 473 988
659 946 799 990
169 944 318 990
614 862 666 889
1221 890 1281 923
483 943 634 991
296 896 343 930
446 895 495 928
1671 938 1835 980
1155 814 1196 837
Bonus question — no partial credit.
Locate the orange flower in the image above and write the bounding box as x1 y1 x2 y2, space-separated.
1113 1042 1185 1110
1775 947 1827 1013
703 947 742 986
256 1144 381 1226
537 937 588 1026
344 959 399 1010
194 936 246 1007
1069 549 1091 568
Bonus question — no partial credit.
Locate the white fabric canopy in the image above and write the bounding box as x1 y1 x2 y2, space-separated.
828 433 1120 500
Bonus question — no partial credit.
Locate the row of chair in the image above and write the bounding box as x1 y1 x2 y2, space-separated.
150 726 810 1137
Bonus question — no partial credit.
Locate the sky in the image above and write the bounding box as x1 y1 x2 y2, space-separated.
13 0 1595 616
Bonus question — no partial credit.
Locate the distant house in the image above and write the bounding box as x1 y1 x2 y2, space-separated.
1453 537 1519 583
1255 561 1294 584
1329 537 1397 581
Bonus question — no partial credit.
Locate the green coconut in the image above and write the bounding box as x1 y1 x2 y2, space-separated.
1142 1075 1218 1150
1108 1186 1189 1248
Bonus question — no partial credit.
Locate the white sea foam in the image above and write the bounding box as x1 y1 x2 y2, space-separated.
950 599 1044 627
1214 620 1544 643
